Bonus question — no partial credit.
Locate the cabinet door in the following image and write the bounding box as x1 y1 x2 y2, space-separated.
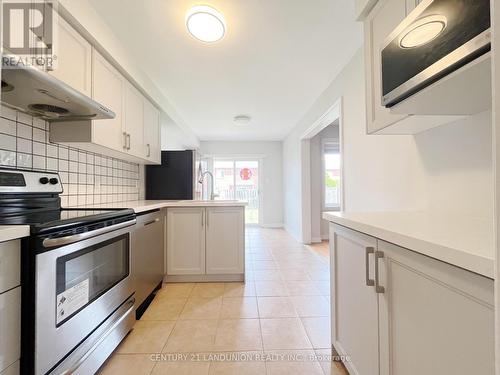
206 207 244 274
0 287 20 373
91 49 125 152
166 208 205 275
364 0 408 133
124 82 144 158
377 240 494 375
48 17 92 97
330 224 379 375
143 99 161 164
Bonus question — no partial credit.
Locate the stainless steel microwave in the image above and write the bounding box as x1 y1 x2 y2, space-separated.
381 0 491 108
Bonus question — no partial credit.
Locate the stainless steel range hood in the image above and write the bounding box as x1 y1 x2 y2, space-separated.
1 58 115 121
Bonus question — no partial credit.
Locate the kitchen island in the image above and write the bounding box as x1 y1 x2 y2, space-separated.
74 200 247 283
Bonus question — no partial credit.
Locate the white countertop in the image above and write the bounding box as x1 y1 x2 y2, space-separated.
0 225 30 242
323 211 494 279
72 200 247 213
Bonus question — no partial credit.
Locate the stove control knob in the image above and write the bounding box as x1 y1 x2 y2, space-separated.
39 177 49 185
49 178 59 185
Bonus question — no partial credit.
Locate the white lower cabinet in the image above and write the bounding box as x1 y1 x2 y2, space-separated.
0 361 19 375
329 224 494 375
167 208 206 275
329 225 379 375
206 207 244 274
0 287 21 374
166 207 245 280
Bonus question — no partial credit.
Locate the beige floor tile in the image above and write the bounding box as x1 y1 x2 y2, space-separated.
179 297 222 320
260 318 312 350
257 297 297 318
163 319 218 352
117 321 175 354
208 359 266 374
279 268 312 281
98 354 155 375
252 260 278 270
223 282 256 297
301 317 331 349
251 252 274 261
151 361 210 375
213 319 263 351
285 281 322 296
255 281 288 297
220 297 259 319
290 296 330 317
264 350 324 375
191 283 226 298
157 283 195 299
253 270 283 281
306 270 330 281
315 349 350 375
141 298 187 321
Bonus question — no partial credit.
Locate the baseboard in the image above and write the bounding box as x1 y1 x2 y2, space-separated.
164 274 244 283
259 223 284 228
311 237 323 243
321 234 329 241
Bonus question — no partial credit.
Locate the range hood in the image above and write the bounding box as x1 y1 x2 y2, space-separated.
1 58 115 121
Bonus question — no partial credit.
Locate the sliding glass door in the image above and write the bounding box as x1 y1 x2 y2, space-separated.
213 159 260 225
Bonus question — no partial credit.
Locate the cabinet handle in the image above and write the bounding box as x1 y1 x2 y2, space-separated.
201 212 204 227
374 250 385 293
123 132 127 150
126 134 131 150
144 218 160 226
365 247 375 287
206 211 209 227
147 144 151 157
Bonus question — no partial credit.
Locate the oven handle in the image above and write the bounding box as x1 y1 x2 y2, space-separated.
42 219 137 248
59 297 135 375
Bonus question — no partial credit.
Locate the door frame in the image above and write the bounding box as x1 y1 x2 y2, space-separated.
299 97 344 244
208 156 264 226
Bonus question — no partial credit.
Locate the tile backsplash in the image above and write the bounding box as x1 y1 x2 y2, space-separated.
0 105 143 207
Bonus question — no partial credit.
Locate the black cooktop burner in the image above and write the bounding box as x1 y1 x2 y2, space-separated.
0 208 126 226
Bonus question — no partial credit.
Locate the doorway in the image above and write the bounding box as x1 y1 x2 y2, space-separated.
213 159 261 225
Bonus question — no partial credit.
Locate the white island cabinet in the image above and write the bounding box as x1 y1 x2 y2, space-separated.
166 206 245 282
329 223 494 375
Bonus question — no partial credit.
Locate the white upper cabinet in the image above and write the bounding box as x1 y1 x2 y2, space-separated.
123 82 144 158
354 0 378 20
91 49 125 152
48 17 92 97
143 98 161 164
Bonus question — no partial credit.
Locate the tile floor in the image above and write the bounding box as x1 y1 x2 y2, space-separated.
99 227 348 375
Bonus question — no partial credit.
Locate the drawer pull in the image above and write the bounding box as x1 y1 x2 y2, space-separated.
375 250 385 294
365 247 375 287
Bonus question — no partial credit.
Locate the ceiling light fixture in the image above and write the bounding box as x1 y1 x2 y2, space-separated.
186 5 226 43
399 15 447 49
233 115 252 126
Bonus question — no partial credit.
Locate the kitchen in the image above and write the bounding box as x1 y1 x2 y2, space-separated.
0 0 499 374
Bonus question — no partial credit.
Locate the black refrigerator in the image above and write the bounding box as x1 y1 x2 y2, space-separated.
146 150 200 200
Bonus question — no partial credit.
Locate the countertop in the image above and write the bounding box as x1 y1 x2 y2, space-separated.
323 211 494 279
72 200 248 214
0 225 30 242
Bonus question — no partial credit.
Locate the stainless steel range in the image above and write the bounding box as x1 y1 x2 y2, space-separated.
0 168 137 375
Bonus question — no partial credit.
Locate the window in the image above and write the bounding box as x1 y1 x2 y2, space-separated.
323 141 341 209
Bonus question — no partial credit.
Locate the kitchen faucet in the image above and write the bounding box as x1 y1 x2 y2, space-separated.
199 171 216 200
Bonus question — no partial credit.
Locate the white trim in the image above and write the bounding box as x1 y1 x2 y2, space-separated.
300 97 344 245
259 223 284 228
311 237 323 243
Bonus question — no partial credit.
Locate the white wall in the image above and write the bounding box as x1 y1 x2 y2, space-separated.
310 123 339 242
283 48 493 242
161 113 200 151
283 49 425 241
200 141 283 227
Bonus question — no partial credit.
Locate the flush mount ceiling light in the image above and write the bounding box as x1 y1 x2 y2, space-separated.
399 15 447 49
186 5 226 43
233 115 252 126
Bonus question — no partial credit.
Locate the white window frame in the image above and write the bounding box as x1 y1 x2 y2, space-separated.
322 138 341 211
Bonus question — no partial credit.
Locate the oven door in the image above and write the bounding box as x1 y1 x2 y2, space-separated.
34 222 135 375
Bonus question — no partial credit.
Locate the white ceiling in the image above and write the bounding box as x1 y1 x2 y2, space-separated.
87 0 362 141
